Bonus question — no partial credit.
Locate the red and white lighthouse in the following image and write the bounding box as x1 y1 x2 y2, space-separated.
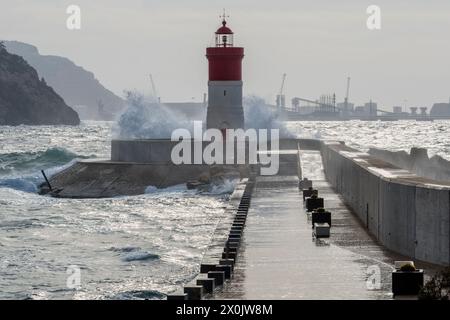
206 15 244 130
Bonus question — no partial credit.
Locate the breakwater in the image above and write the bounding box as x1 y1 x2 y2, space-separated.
321 141 450 266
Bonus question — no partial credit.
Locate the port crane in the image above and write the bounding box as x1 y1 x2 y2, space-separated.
343 77 351 111
276 73 286 109
149 74 160 103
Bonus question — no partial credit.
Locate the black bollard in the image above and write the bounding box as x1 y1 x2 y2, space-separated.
306 194 324 212
311 208 332 227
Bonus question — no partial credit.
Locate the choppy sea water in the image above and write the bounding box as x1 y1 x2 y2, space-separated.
287 120 450 160
0 122 233 300
0 120 449 300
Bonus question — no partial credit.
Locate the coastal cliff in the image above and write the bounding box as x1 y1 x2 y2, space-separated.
4 41 125 120
0 42 80 126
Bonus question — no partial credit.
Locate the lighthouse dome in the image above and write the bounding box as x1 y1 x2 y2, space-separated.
216 20 233 34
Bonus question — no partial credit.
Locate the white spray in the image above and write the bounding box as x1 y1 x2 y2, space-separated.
113 92 294 139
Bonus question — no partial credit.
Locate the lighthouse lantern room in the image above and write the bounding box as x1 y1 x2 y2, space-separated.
215 20 234 47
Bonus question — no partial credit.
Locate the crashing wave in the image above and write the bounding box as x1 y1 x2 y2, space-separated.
0 147 92 193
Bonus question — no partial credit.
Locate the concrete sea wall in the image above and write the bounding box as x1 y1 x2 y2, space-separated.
111 138 321 164
369 147 450 183
321 141 450 266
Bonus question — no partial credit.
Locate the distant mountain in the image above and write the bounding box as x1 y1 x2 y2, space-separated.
3 41 125 120
0 42 80 126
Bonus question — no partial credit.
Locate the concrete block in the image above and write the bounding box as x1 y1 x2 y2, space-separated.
196 276 215 294
208 271 225 286
392 270 424 296
200 263 217 273
222 250 237 259
219 258 235 267
306 197 324 212
311 209 332 227
166 292 188 300
223 245 238 253
303 188 318 201
228 234 241 240
229 233 242 239
226 241 240 248
215 264 232 279
299 178 313 190
314 223 330 238
184 285 203 300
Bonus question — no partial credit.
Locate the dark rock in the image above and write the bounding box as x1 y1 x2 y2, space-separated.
0 42 80 126
3 41 125 120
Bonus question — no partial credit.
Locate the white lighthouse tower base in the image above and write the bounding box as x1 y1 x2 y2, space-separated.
207 80 244 129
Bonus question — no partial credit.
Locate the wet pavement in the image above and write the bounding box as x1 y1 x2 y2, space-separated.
215 151 434 299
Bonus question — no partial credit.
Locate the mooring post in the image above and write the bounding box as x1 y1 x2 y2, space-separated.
41 170 52 191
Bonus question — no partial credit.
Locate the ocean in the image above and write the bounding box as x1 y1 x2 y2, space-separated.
0 120 449 299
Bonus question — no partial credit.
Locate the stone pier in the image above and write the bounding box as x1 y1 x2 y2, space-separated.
214 151 439 299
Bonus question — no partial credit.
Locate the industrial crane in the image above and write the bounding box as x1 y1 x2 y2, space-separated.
276 73 286 109
344 77 351 111
149 74 160 103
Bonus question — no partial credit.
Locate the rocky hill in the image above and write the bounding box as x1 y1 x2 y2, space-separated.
0 42 80 125
4 41 125 120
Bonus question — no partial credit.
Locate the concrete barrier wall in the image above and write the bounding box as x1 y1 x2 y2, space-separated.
321 142 450 266
278 138 321 151
111 138 322 164
415 187 450 263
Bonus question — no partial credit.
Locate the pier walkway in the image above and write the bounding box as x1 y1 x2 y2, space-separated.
215 151 411 299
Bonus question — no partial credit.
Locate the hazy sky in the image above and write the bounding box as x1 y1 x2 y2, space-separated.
1 0 449 110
